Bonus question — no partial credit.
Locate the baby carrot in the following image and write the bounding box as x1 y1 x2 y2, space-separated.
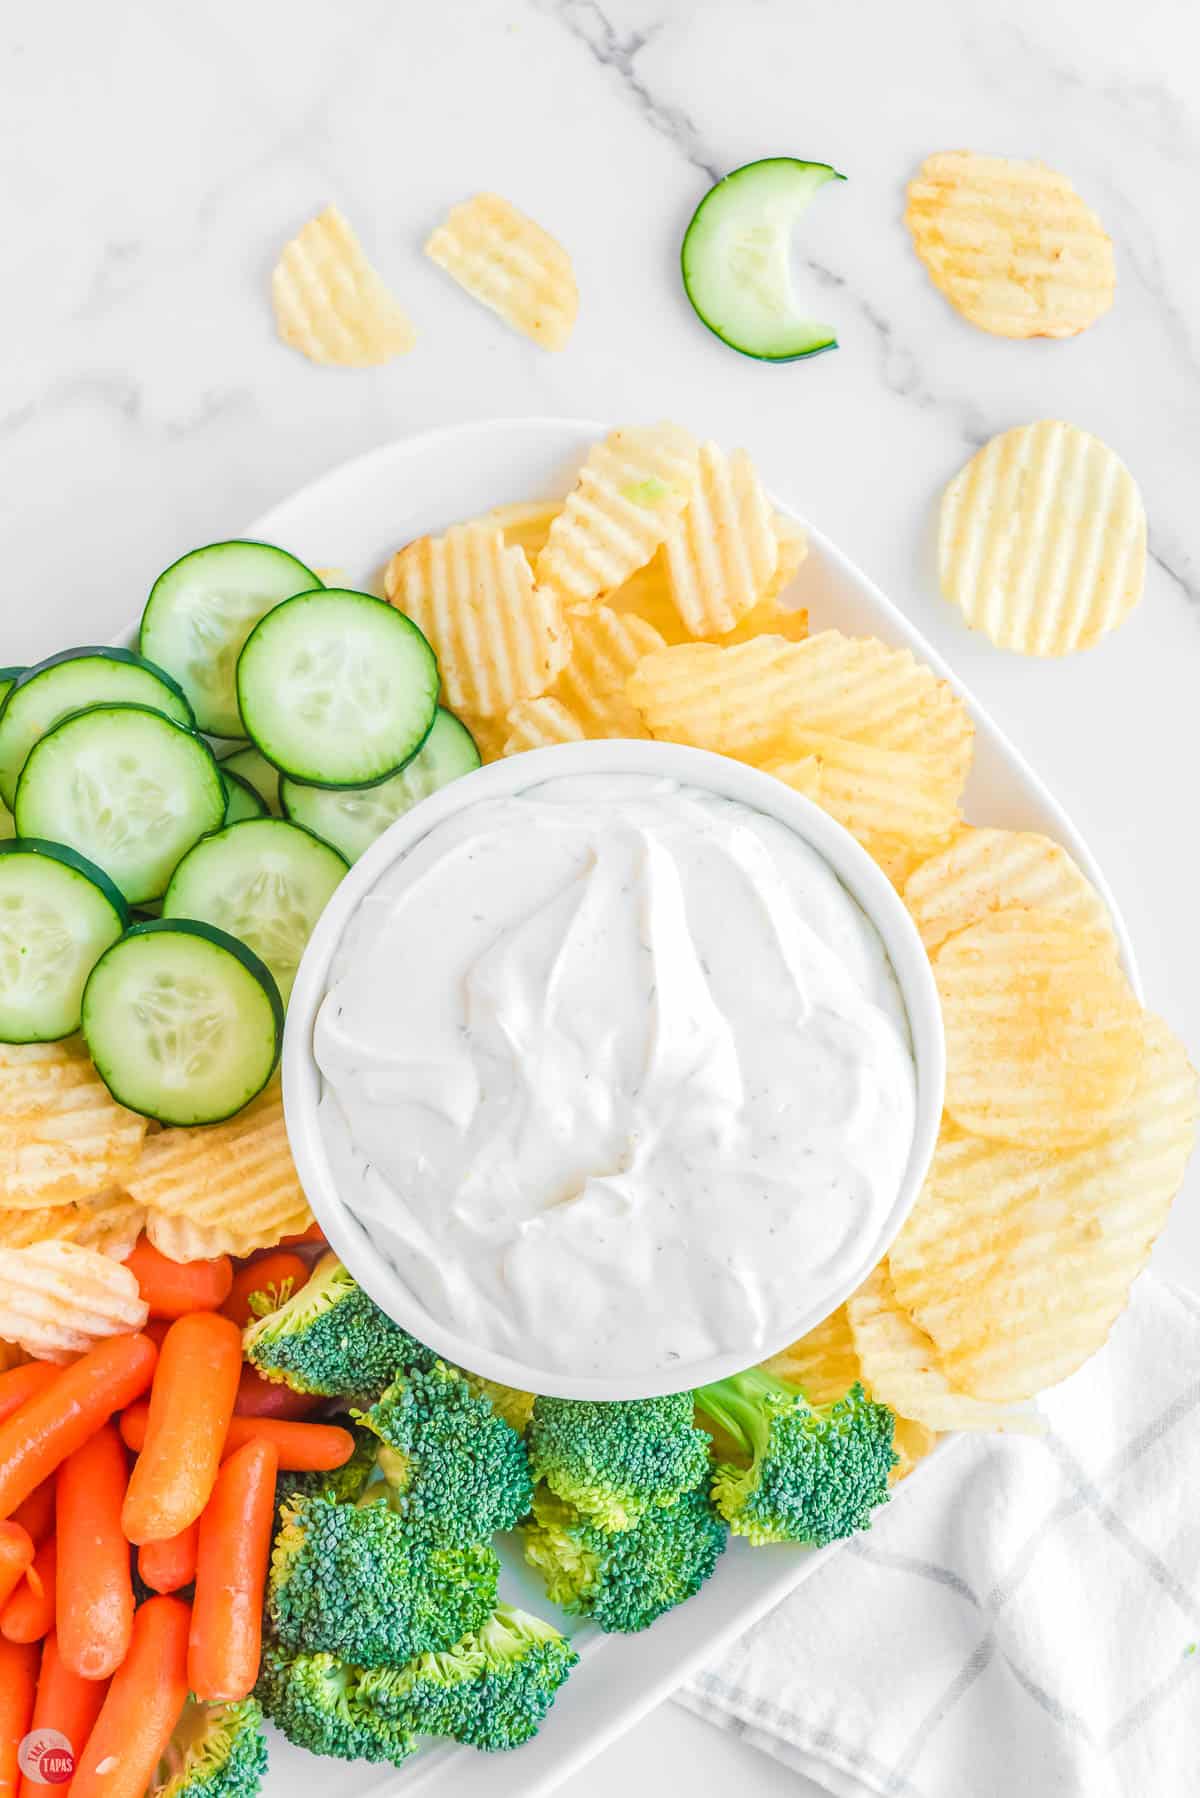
0 1366 58 1429
220 1253 309 1329
188 1439 277 1701
122 1239 233 1319
1 1539 55 1643
279 1221 326 1247
120 1314 241 1545
18 1633 108 1798
10 1481 54 1547
0 1335 156 1521
56 1424 132 1680
233 1365 319 1421
138 1522 198 1596
0 1639 38 1798
69 1596 189 1798
119 1404 354 1472
0 1526 33 1613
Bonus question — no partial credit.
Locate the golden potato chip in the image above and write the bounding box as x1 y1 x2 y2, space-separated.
272 205 416 367
604 552 691 645
534 425 700 607
425 193 578 351
0 1240 146 1362
712 599 809 646
549 605 666 738
764 1304 859 1407
760 755 822 803
905 152 1114 339
484 500 561 563
0 1039 145 1209
126 1083 313 1253
665 443 777 637
0 1190 145 1261
386 524 569 718
763 514 808 599
459 712 510 765
939 421 1146 656
890 1018 1198 1400
145 1209 260 1263
860 833 931 894
764 732 960 851
502 697 587 755
904 827 1113 952
891 1416 940 1484
936 908 1144 1148
846 1261 1034 1432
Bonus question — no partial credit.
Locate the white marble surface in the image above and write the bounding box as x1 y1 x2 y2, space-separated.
3 1 1200 1792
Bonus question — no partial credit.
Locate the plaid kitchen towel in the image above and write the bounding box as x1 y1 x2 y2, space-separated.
677 1275 1200 1798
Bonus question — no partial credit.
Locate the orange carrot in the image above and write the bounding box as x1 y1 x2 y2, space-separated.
233 1366 319 1421
0 1526 33 1613
121 1239 233 1319
137 1523 198 1596
1 1539 55 1643
10 1482 54 1548
220 1253 308 1330
188 1440 277 1701
142 1318 171 1349
278 1221 326 1248
0 1335 156 1521
0 1366 57 1430
18 1633 107 1798
68 1596 189 1798
120 1404 353 1472
120 1314 241 1546
0 1639 38 1798
55 1425 132 1680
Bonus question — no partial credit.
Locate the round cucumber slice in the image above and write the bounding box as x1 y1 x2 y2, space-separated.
0 839 129 1042
14 704 225 905
82 918 283 1124
0 646 195 809
140 541 322 739
162 817 346 1002
0 668 25 709
681 158 846 361
218 745 283 816
281 708 481 862
0 803 13 843
222 768 268 824
237 589 439 788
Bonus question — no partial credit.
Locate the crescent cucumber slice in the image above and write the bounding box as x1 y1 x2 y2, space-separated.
237 589 439 788
140 541 322 738
0 839 129 1041
222 768 268 824
14 704 225 905
0 646 195 809
0 668 25 709
82 918 282 1124
681 158 845 361
162 817 346 1002
281 708 480 862
218 745 283 816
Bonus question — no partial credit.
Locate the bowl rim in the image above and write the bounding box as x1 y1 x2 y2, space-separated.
282 736 946 1400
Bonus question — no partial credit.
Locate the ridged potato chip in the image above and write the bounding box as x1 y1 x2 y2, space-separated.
534 425 700 607
713 598 808 646
145 1209 259 1263
425 193 578 351
0 1240 147 1362
890 1416 940 1484
860 833 931 894
459 712 510 765
484 500 561 562
386 524 569 718
604 553 691 645
890 1018 1198 1400
0 1190 145 1260
939 421 1146 656
761 755 822 803
549 605 665 738
272 205 416 367
502 697 587 755
763 514 808 599
764 1304 859 1407
937 908 1144 1148
126 1083 313 1253
764 732 960 852
905 152 1114 339
0 1039 146 1209
904 827 1112 952
665 443 778 637
846 1262 1034 1433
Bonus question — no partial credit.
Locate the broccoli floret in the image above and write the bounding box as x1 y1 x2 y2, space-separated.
256 1646 414 1766
152 1699 267 1798
243 1255 433 1400
357 1603 578 1753
267 1493 498 1668
356 1362 532 1542
522 1485 726 1633
694 1369 896 1547
460 1372 536 1437
528 1394 711 1531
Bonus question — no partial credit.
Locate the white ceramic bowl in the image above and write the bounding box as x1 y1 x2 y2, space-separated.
284 737 945 1401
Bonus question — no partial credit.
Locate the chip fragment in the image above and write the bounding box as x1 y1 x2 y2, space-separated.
501 697 587 756
905 152 1115 339
549 605 665 738
939 421 1146 656
904 827 1112 952
0 1039 146 1209
764 732 960 851
665 443 778 637
0 1240 147 1362
890 1018 1198 1400
604 553 691 645
484 500 561 562
386 524 569 717
272 205 417 367
936 908 1144 1148
0 1190 145 1261
425 193 578 350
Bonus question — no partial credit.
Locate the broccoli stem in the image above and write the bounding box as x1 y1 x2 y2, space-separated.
696 1368 812 1464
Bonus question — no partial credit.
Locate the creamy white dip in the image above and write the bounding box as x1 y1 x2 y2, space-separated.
315 773 915 1378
